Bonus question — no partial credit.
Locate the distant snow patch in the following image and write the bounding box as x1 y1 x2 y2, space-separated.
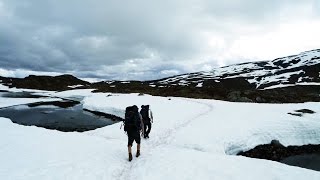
247 78 258 84
105 81 115 84
68 85 84 88
297 82 320 86
263 84 295 90
196 83 203 87
263 82 320 90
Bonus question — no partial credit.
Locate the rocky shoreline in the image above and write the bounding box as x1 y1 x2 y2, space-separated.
238 140 320 170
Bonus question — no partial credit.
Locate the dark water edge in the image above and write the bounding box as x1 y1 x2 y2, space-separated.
0 91 47 98
0 102 119 132
281 153 320 171
28 100 80 108
238 140 320 171
84 108 123 121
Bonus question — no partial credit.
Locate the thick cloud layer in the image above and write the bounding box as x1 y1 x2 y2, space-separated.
0 0 319 80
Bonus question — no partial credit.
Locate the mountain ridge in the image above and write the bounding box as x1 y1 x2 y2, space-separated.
154 49 320 89
1 49 319 103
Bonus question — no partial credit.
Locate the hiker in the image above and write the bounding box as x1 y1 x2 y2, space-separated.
140 105 153 138
124 105 144 161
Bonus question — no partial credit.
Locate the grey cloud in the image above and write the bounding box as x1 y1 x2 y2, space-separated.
201 0 309 21
0 0 319 80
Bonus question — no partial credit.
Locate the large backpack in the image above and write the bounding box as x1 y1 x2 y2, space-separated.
140 105 151 123
124 105 141 132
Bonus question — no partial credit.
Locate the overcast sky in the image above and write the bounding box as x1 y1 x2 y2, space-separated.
0 0 319 81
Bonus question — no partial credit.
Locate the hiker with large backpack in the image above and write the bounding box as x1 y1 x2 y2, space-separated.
140 105 153 139
123 105 144 161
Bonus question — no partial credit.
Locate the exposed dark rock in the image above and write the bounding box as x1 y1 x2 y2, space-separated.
270 140 285 147
238 140 320 162
227 91 253 102
288 112 303 117
27 100 80 108
295 109 316 114
255 96 266 103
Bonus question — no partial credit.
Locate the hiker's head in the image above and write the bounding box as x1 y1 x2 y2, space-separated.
132 105 138 112
141 105 149 110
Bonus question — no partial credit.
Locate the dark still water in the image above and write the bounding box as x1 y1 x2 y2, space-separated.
281 153 320 171
0 91 47 98
0 103 117 132
237 140 320 172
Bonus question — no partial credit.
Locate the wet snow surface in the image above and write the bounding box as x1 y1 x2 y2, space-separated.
0 86 320 179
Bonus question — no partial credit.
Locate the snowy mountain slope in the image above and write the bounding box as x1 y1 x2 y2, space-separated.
86 49 320 103
1 49 319 103
1 89 319 180
154 49 320 89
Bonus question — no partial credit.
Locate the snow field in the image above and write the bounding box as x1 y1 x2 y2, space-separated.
83 93 320 179
0 89 320 179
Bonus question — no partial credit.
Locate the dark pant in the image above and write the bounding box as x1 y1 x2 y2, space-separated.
143 122 151 138
127 130 141 147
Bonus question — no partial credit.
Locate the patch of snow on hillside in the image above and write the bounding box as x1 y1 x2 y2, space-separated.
68 84 84 88
105 81 115 84
263 82 320 90
212 62 261 76
299 50 320 66
297 82 320 85
156 49 320 90
257 70 304 88
178 80 189 86
262 84 295 90
272 50 320 69
196 82 203 87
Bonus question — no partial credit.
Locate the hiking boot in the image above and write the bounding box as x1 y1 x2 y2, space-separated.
136 150 140 157
129 153 133 161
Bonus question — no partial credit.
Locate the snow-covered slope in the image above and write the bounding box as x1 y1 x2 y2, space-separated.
1 90 320 179
155 49 320 89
